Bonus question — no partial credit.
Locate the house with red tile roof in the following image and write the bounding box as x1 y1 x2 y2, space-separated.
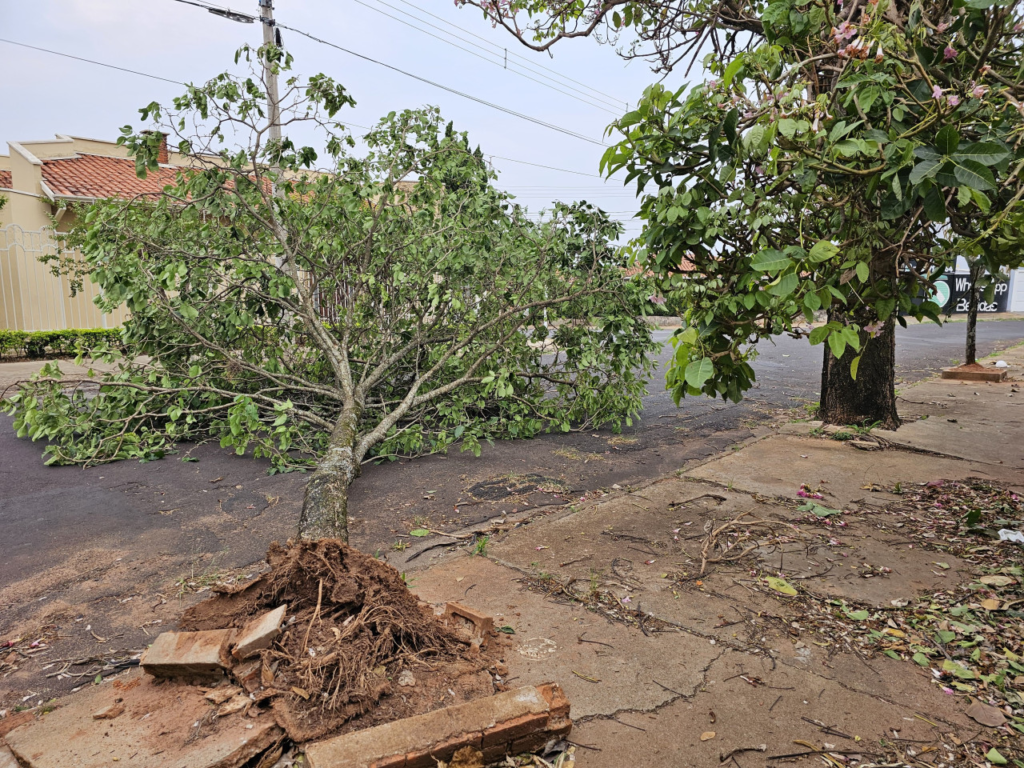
0 133 190 331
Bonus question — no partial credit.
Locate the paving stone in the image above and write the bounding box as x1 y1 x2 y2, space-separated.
303 684 570 768
231 605 287 661
141 629 234 679
410 557 721 719
4 668 283 768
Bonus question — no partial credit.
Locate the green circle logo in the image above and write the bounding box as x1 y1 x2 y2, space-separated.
930 280 951 308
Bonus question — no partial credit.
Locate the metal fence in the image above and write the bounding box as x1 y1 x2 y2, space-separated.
0 224 127 331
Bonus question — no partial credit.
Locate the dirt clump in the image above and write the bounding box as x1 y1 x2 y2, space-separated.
180 539 493 742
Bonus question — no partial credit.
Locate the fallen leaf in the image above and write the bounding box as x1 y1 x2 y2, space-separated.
912 652 930 667
965 701 1007 728
981 598 1002 611
765 577 798 596
980 575 1015 587
845 609 869 621
986 747 1008 765
700 731 716 741
409 529 430 537
291 686 310 700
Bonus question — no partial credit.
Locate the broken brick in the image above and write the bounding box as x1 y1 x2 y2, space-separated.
140 629 234 679
444 603 494 648
205 685 243 705
232 605 287 661
304 684 570 768
91 703 124 720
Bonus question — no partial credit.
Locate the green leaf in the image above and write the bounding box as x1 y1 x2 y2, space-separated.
409 529 430 537
778 118 799 139
767 272 798 297
913 145 941 161
909 158 943 185
808 326 831 345
912 652 931 667
722 56 744 89
953 142 1011 166
684 357 715 388
850 354 861 381
922 186 946 221
804 292 822 311
798 501 841 517
986 748 1008 766
808 240 839 263
828 332 848 359
856 262 870 283
845 608 870 621
765 576 798 596
750 250 792 272
935 125 960 155
953 159 996 191
942 659 976 679
497 625 516 634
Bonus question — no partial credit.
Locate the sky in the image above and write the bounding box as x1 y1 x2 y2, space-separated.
0 0 682 240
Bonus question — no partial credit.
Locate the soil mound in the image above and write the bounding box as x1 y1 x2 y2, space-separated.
181 539 474 742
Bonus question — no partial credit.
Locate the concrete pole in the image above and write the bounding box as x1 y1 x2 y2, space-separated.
259 0 282 146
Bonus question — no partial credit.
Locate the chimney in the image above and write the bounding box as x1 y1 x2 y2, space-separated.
141 130 169 164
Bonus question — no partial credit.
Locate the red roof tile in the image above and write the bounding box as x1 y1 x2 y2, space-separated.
0 170 11 189
41 154 181 200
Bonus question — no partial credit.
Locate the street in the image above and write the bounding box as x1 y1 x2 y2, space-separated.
1 320 1023 711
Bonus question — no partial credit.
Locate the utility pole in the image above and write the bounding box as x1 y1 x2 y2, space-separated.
258 0 282 146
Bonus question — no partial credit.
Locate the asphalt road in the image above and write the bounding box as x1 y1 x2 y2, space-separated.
1 320 1023 679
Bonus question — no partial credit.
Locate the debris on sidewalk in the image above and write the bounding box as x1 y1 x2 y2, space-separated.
3 668 285 768
3 540 574 768
303 682 571 768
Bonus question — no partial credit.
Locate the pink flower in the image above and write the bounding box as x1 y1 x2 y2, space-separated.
937 21 949 32
932 85 944 100
972 84 987 99
649 295 666 305
948 94 960 107
944 46 957 60
942 686 954 695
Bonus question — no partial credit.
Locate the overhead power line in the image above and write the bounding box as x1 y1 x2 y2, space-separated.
276 22 607 147
351 0 622 115
384 0 627 109
1 36 610 173
0 38 185 86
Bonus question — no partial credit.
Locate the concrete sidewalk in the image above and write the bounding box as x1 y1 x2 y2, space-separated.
400 344 1024 766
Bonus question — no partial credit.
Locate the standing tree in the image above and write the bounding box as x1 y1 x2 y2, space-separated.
459 0 1024 428
5 49 657 542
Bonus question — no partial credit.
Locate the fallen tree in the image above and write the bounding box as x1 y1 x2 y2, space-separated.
5 48 657 541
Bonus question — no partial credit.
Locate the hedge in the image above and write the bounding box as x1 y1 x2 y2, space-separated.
0 328 124 359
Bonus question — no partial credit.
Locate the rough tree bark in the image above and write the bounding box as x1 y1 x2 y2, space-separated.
298 405 362 542
818 308 900 430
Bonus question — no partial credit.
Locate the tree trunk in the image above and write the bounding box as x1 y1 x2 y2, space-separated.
819 309 900 429
298 406 361 541
965 262 982 366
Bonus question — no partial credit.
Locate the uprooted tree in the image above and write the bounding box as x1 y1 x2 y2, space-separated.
460 0 1024 428
4 49 657 542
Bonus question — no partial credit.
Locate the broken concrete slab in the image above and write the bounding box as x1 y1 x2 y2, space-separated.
685 433 1022 507
410 556 721 719
303 683 570 768
569 649 970 767
0 746 19 768
141 629 234 679
231 605 287 661
4 668 283 768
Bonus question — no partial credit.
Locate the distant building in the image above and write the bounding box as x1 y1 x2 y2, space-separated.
0 133 183 331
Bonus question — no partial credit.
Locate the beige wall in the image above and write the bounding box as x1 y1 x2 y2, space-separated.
0 134 135 331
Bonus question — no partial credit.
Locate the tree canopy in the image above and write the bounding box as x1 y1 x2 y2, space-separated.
461 0 1024 427
5 48 657 541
